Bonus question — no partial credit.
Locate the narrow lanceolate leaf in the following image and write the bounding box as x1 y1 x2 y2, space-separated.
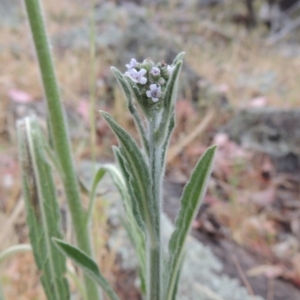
53 238 120 300
161 112 175 168
113 147 146 292
113 147 145 232
86 162 132 224
17 117 69 300
157 61 182 144
111 67 149 154
172 52 185 65
163 61 182 111
165 146 217 300
100 111 156 241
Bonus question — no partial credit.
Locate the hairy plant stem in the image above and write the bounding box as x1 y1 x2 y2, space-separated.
147 115 162 300
24 1 100 298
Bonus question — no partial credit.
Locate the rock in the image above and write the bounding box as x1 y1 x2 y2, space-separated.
223 108 300 173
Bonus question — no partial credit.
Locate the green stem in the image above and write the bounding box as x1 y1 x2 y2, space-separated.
147 116 162 300
24 1 100 299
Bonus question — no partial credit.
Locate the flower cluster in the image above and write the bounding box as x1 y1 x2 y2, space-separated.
124 58 174 103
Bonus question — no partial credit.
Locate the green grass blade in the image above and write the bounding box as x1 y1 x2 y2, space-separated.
53 238 120 300
100 111 156 241
165 146 217 300
17 117 70 300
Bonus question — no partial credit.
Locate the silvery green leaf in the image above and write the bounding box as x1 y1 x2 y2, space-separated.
100 111 157 240
113 147 146 293
113 147 145 232
111 67 149 154
170 253 185 300
163 61 182 111
172 52 185 65
161 112 175 168
17 117 69 300
165 145 217 300
157 61 183 144
86 162 132 224
53 238 120 300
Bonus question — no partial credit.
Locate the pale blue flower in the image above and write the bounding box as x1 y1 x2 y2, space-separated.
126 68 147 84
126 58 138 70
146 84 162 102
151 67 160 76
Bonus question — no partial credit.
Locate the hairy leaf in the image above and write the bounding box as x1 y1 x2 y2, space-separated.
17 117 69 300
172 52 185 65
87 162 131 223
53 239 120 300
165 146 217 300
156 61 183 144
113 147 147 292
100 111 156 241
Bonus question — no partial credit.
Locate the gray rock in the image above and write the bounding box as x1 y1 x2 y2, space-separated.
224 107 300 173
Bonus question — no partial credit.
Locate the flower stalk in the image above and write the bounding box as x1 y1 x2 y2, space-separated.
102 54 216 300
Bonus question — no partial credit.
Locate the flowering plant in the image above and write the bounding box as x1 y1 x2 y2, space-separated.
1 0 216 299
54 55 216 300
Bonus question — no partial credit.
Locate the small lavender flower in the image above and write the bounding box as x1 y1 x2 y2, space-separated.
146 84 162 102
151 67 160 76
126 58 138 70
125 68 148 84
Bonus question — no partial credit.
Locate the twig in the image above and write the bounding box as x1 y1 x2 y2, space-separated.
231 254 255 296
167 109 215 164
